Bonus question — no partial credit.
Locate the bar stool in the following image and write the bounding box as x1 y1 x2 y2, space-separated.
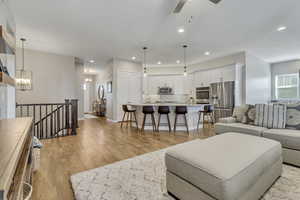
174 106 189 134
157 106 171 132
197 105 214 130
121 105 138 129
141 106 156 132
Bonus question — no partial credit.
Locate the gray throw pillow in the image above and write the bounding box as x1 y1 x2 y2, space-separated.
242 105 256 125
286 104 300 130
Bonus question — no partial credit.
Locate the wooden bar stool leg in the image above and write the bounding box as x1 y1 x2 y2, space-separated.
174 114 178 132
130 112 133 127
151 114 156 132
197 112 201 131
141 114 146 132
121 112 126 128
184 114 189 134
202 112 205 128
133 112 139 129
126 112 130 127
167 114 171 132
157 114 161 132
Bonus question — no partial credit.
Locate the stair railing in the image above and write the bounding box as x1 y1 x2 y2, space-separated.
16 99 78 139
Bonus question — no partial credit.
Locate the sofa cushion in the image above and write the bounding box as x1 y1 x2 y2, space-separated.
286 104 300 130
218 117 237 123
215 122 268 136
165 133 282 200
263 129 300 151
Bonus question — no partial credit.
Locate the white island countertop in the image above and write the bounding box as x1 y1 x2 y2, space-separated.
128 103 210 107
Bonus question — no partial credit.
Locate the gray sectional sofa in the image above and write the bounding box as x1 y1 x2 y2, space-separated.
215 119 300 167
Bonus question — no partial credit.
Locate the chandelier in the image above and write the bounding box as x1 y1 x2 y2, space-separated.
16 38 32 91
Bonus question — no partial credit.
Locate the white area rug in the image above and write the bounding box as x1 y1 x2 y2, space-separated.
71 149 300 200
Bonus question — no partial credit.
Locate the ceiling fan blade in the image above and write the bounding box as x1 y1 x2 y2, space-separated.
173 0 188 13
209 0 222 4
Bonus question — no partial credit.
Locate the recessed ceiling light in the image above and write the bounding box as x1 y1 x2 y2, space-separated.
157 61 162 65
178 28 185 33
132 56 136 60
176 60 181 64
89 60 95 63
277 26 287 32
204 51 211 56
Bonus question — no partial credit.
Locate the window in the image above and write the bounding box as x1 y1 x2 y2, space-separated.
275 73 299 99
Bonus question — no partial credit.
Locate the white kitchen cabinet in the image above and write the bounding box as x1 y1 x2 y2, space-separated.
183 74 194 95
209 68 222 84
194 71 210 87
222 66 236 82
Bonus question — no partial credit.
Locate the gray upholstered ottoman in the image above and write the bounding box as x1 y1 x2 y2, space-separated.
165 132 282 200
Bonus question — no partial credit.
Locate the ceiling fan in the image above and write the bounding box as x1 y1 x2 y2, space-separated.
173 0 222 13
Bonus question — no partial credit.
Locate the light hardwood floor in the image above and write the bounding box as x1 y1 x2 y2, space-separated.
32 117 215 200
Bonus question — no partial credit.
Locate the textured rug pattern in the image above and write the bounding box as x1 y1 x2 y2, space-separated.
71 149 300 200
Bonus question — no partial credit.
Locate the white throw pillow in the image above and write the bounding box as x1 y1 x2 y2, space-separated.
232 105 249 122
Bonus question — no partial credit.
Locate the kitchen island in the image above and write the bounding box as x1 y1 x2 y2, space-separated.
128 103 211 131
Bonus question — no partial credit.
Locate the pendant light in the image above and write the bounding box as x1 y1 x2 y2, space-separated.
183 45 188 76
16 38 32 91
143 47 148 77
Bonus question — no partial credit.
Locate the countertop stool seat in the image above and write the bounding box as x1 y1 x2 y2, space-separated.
121 105 138 129
174 106 189 134
197 105 214 130
157 106 171 132
141 106 156 132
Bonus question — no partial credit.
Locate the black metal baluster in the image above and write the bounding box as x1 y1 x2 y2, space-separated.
39 105 42 139
51 105 53 138
45 105 48 138
61 105 65 136
33 106 36 136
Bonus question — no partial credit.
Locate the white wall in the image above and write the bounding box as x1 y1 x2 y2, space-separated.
16 49 85 118
271 60 300 99
245 53 271 104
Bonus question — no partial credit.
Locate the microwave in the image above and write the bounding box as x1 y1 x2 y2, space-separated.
196 87 210 103
158 87 173 95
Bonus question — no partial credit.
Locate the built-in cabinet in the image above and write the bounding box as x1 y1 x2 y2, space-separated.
194 65 236 87
144 65 236 96
144 75 191 95
116 71 142 121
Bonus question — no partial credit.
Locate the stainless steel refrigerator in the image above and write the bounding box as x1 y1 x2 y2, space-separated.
210 81 235 121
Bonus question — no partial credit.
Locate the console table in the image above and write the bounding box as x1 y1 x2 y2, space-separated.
0 117 33 200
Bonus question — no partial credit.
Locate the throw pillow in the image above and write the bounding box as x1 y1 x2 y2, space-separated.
286 104 300 130
242 105 256 125
232 105 249 122
254 104 286 129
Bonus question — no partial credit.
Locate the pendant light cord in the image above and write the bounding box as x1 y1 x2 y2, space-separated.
21 38 26 71
143 47 147 73
183 45 188 72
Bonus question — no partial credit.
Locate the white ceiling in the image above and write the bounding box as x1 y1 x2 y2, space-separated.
9 0 300 68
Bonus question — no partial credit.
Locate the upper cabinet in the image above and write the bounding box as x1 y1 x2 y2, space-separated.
194 65 236 87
